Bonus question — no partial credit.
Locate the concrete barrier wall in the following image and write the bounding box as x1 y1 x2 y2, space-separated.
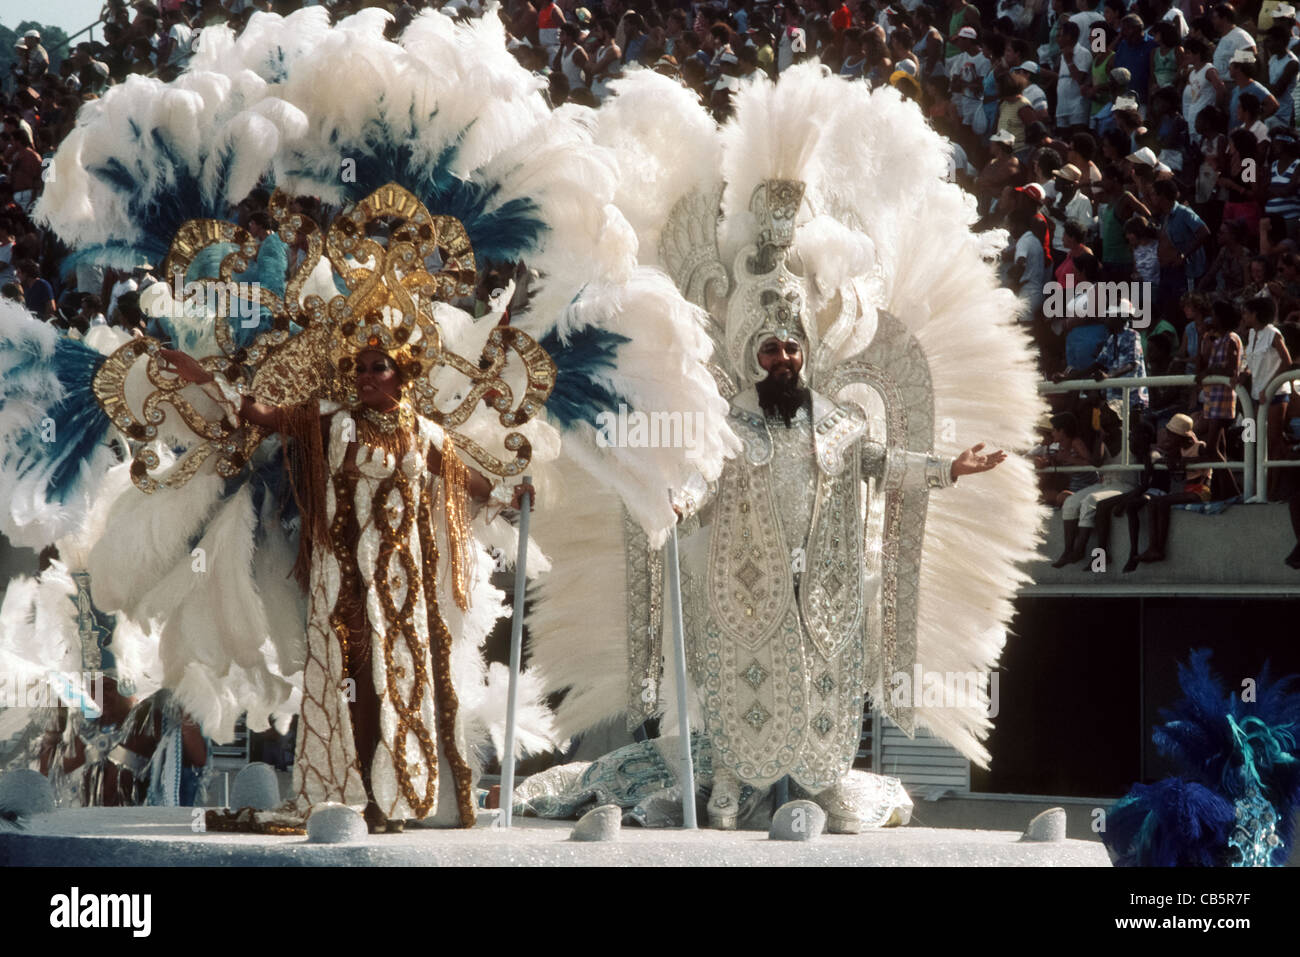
1029 501 1300 592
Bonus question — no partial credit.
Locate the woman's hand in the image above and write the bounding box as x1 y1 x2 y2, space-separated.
510 482 536 510
157 348 213 385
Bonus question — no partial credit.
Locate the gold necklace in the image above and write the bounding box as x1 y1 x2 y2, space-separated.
358 403 414 435
353 402 415 460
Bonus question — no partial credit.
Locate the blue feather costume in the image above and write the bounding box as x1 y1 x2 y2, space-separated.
1104 649 1300 866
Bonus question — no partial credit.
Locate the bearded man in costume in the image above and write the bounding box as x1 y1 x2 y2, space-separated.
677 310 1005 830
522 64 1045 833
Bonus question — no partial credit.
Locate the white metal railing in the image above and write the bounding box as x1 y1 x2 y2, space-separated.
1251 368 1300 502
1036 374 1257 497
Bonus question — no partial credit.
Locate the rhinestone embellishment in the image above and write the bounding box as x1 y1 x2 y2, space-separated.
741 659 769 691
735 559 763 593
742 702 771 731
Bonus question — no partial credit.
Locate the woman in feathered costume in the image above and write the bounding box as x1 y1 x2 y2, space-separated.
4 6 736 831
157 287 537 831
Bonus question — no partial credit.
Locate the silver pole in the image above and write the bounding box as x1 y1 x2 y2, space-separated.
664 524 697 829
499 475 532 828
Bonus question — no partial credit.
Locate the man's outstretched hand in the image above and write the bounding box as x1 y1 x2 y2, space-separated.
951 443 1008 480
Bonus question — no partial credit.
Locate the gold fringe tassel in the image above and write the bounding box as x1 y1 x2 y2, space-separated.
440 436 474 612
276 402 330 592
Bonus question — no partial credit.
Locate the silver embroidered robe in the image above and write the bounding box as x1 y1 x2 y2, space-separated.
683 388 954 792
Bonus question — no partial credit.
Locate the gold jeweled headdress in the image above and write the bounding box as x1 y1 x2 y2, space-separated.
93 183 556 491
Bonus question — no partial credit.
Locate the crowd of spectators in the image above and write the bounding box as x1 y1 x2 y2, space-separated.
3 0 1300 565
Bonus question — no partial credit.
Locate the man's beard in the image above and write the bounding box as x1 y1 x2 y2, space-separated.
756 371 810 426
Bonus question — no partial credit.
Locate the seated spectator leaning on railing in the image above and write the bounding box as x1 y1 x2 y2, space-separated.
1053 401 1136 567
1134 413 1216 564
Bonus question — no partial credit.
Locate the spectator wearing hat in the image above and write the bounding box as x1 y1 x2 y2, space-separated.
1182 36 1226 142
1133 412 1216 563
1150 0 1190 39
949 26 990 132
1264 27 1300 127
1262 0 1293 29
1012 61 1050 120
1123 145 1175 179
1227 51 1279 129
943 0 981 62
18 31 49 83
1096 85 1138 139
1045 19 1094 132
979 129 1022 210
1044 162 1096 260
1007 198 1049 321
1212 3 1258 78
1271 3 1300 53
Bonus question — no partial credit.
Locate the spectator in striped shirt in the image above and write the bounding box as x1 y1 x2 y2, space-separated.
1264 129 1300 240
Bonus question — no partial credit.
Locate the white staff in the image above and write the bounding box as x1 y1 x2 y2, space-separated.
665 523 698 828
498 474 532 828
